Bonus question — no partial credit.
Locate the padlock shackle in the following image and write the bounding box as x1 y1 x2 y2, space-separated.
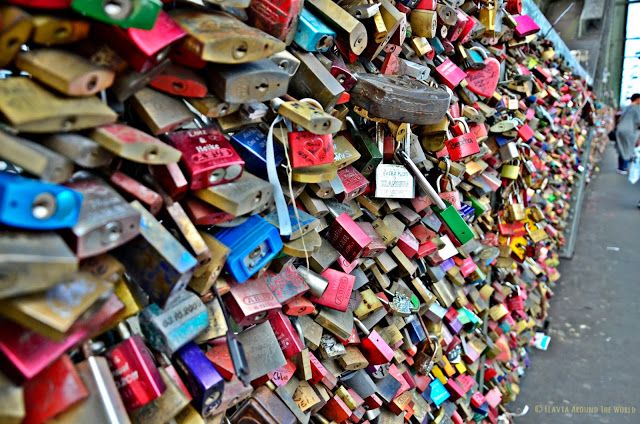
397 151 447 210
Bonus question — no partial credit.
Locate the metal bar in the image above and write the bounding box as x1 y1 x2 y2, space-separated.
559 129 594 259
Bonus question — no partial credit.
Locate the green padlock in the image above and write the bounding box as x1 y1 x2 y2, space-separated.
397 150 474 245
71 0 162 30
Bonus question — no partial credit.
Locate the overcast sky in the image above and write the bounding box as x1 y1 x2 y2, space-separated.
620 3 640 105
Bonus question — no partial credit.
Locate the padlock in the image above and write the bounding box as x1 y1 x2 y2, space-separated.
287 131 335 169
410 9 437 38
41 133 114 169
214 215 284 283
230 127 284 179
139 290 209 355
351 74 451 124
171 10 285 63
105 322 166 412
129 367 191 424
247 0 301 43
294 8 335 52
289 50 345 110
305 0 367 55
326 212 372 263
513 14 540 38
31 15 89 46
434 55 467 89
113 201 197 307
95 11 185 73
0 77 117 133
0 172 83 230
308 268 355 312
208 59 290 104
501 160 520 180
0 6 33 67
374 125 415 199
108 171 163 215
16 49 115 96
0 131 74 183
272 99 342 135
174 342 225 417
225 275 282 325
71 0 162 29
148 63 207 98
444 117 480 161
63 172 141 259
0 231 77 299
167 127 244 190
129 88 195 135
23 355 89 424
194 171 273 216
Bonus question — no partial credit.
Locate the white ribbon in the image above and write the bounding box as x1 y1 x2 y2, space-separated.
267 115 292 236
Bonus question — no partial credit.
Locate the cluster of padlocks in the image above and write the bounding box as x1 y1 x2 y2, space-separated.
0 0 591 423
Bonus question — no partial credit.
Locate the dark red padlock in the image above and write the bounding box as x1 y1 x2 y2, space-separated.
268 311 304 359
167 127 245 190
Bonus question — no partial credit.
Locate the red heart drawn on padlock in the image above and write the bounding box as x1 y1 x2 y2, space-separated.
465 57 500 98
302 136 329 162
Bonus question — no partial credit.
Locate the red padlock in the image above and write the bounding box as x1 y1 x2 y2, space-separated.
288 131 334 168
326 213 372 262
248 0 303 41
268 311 304 359
444 117 480 161
95 11 186 73
505 0 522 14
149 63 208 98
337 166 369 202
517 123 535 141
23 355 89 424
434 55 467 89
282 296 316 316
167 127 245 190
224 277 282 326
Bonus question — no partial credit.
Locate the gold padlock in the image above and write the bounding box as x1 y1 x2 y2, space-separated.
0 78 117 132
0 6 32 67
32 15 89 46
16 49 115 96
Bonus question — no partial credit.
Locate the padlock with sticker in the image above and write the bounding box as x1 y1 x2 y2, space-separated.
375 123 415 199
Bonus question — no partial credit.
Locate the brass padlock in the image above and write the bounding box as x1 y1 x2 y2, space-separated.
129 88 194 135
171 10 286 64
305 0 368 55
0 130 73 183
0 78 117 132
32 15 89 45
0 6 33 67
16 49 115 96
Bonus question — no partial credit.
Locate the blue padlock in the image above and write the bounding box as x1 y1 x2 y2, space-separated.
230 127 284 179
495 135 510 147
431 37 446 56
424 378 451 407
405 318 427 344
214 215 283 283
0 172 83 230
294 8 336 52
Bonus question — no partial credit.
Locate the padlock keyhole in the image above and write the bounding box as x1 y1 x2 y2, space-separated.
256 82 269 93
86 75 98 92
233 43 248 60
6 37 20 49
172 81 185 92
54 26 70 39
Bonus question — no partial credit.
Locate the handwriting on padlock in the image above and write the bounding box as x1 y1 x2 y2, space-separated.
445 133 480 161
192 147 234 163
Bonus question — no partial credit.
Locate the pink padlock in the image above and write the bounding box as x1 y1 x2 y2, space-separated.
514 14 540 38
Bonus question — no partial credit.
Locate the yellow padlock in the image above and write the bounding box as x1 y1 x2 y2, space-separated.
501 160 520 180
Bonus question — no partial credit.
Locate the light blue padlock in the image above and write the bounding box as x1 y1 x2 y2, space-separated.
294 8 336 52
